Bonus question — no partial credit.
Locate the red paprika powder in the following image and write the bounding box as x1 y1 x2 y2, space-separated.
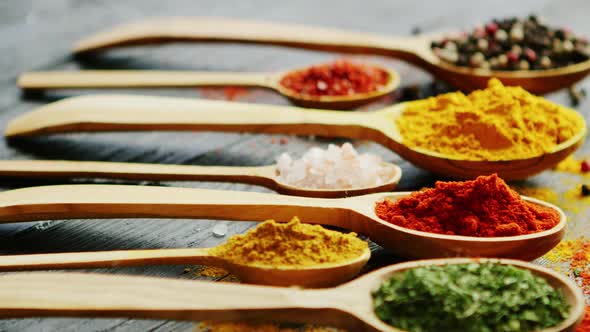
375 174 560 237
279 60 389 98
577 307 590 332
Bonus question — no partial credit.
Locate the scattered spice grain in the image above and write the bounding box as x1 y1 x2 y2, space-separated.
279 60 389 98
375 174 560 237
395 78 584 160
544 238 590 295
210 217 368 268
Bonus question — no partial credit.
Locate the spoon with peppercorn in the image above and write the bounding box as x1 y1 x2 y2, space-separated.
5 94 586 180
18 61 400 110
69 16 590 94
0 259 583 332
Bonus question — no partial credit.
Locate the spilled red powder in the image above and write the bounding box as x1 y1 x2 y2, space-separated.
577 307 590 332
375 174 560 237
279 60 389 98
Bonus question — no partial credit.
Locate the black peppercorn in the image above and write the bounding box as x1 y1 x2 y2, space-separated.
581 184 590 197
431 15 589 70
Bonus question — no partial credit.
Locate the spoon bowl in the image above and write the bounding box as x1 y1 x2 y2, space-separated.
5 95 586 180
70 17 590 93
0 184 567 260
0 160 402 198
0 246 371 288
0 258 583 331
17 63 400 110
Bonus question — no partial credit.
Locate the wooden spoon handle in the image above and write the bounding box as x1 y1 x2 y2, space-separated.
18 71 275 90
5 95 373 138
0 184 352 228
73 17 423 60
0 160 276 186
0 248 222 271
0 272 340 324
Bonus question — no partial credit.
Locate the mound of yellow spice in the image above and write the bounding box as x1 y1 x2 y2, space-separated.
210 217 368 268
396 78 584 160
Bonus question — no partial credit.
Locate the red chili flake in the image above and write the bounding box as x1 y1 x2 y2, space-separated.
581 160 590 173
279 60 390 98
279 137 288 145
223 87 248 101
270 137 277 145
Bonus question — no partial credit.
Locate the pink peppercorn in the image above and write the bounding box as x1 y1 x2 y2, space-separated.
581 160 590 173
485 22 498 35
507 52 520 63
525 48 537 62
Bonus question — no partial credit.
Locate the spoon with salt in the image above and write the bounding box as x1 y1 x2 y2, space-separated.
0 159 401 198
0 236 371 288
0 259 583 332
0 184 567 260
70 17 590 93
17 63 400 110
5 95 586 180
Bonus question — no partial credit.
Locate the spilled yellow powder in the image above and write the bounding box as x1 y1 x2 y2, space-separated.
511 186 558 204
196 266 229 278
197 322 345 332
395 79 584 161
210 217 368 268
555 155 590 177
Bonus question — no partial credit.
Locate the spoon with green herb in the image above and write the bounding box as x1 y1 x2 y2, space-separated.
0 259 583 332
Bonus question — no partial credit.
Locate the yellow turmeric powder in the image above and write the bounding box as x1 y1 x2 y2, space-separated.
210 217 368 268
395 79 585 161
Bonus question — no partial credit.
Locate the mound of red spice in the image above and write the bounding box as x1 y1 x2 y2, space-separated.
279 60 389 98
375 174 560 237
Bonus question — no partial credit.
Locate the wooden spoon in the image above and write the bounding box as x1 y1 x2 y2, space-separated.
0 159 401 198
71 17 590 94
0 258 583 332
0 184 567 260
17 65 400 110
0 247 370 288
5 95 586 180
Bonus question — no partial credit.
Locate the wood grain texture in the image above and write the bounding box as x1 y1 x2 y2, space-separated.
0 0 589 331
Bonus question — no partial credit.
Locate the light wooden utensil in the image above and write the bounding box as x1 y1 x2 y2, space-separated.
0 258 583 332
0 184 566 260
0 159 401 198
17 65 400 110
5 95 586 180
71 17 590 94
0 247 370 288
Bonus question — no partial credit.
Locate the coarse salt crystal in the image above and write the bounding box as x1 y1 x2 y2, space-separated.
275 143 398 189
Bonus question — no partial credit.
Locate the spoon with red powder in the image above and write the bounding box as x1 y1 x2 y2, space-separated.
18 60 400 110
0 174 566 260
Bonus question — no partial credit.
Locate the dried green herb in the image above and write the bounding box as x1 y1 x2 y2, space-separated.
372 263 569 332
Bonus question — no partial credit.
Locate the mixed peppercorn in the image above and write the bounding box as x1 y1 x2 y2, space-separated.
431 15 590 70
279 60 390 98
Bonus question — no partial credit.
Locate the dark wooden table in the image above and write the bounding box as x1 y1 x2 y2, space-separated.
0 1 589 331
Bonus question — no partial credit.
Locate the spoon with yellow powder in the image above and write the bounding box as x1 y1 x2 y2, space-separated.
5 79 585 180
0 259 583 332
0 218 370 288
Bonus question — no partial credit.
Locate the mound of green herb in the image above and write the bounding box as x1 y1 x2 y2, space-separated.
372 263 569 332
